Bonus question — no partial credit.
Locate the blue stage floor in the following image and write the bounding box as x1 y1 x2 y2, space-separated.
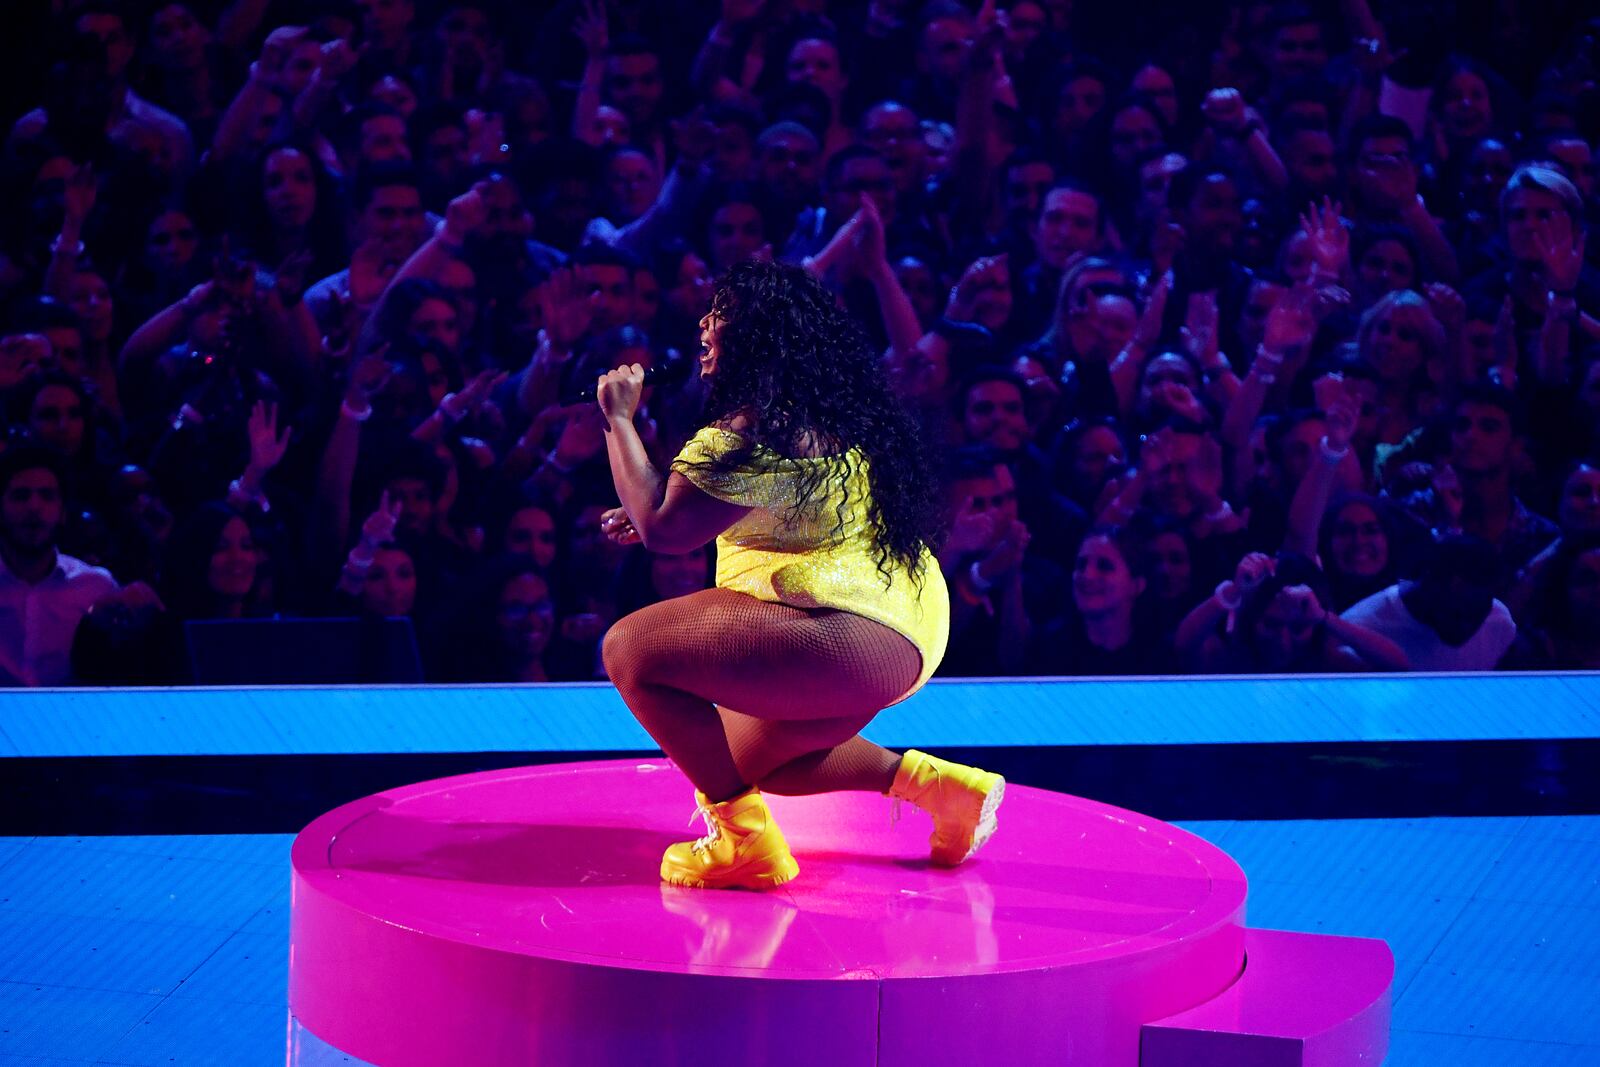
0 818 1596 1065
2 674 1598 1064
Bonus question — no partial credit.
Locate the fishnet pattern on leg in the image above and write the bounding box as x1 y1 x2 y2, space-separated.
603 588 920 800
725 717 903 796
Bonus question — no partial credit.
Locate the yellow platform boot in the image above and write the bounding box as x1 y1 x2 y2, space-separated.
661 787 800 890
888 750 1006 866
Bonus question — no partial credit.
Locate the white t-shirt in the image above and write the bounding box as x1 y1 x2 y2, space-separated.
1341 584 1516 671
0 551 119 686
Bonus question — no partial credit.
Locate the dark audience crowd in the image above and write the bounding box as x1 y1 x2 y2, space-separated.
2 0 1598 686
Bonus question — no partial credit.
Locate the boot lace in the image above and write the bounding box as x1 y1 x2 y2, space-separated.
687 802 721 854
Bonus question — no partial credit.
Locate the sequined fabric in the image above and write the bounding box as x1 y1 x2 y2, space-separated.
672 426 949 701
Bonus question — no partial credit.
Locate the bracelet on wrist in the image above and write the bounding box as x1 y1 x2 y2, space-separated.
341 397 373 422
967 560 994 593
933 317 992 345
50 234 85 258
435 221 465 250
1319 434 1350 461
545 452 577 475
1214 580 1243 612
439 393 467 423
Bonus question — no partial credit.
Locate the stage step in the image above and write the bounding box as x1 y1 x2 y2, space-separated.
1140 927 1392 1066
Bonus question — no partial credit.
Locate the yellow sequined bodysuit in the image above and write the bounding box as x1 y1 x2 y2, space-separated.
673 426 949 701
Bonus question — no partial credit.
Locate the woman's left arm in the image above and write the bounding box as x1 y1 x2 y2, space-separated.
599 364 750 553
1323 611 1409 671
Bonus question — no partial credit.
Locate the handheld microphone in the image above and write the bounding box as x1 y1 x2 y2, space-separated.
562 355 693 405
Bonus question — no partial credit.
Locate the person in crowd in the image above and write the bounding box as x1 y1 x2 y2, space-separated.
1341 534 1517 670
0 0 1591 690
1176 550 1409 673
0 445 155 686
1027 525 1173 675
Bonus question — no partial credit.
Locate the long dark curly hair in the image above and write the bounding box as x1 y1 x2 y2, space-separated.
679 260 942 583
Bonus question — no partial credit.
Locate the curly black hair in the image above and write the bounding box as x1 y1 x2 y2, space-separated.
681 259 943 584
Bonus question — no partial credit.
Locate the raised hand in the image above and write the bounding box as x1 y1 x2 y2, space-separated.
1201 87 1248 134
62 163 97 227
1262 285 1316 353
946 254 1006 322
1313 374 1358 450
1298 197 1349 278
1132 270 1172 353
1183 290 1221 368
272 250 314 307
1432 463 1463 526
443 184 489 243
443 368 509 422
252 25 308 90
1277 583 1326 626
1156 380 1207 424
553 404 608 466
1150 218 1186 278
595 362 647 425
345 345 393 404
1534 228 1586 294
720 0 766 26
1234 551 1274 591
319 38 359 82
851 196 887 272
574 0 609 57
980 519 1031 579
361 490 404 547
538 268 596 351
246 400 292 473
1423 281 1466 335
947 495 999 555
1492 294 1518 386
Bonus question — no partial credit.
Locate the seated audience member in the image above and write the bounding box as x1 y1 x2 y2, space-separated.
614 543 714 617
432 555 559 682
1176 551 1409 674
0 446 145 686
1341 535 1516 670
1028 525 1173 675
1504 533 1600 670
937 445 1066 675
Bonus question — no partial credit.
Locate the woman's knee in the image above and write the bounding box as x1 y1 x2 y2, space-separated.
600 616 640 689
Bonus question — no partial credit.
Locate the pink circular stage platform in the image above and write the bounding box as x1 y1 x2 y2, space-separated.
289 759 1250 1066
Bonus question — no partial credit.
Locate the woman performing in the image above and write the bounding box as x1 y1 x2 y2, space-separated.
595 260 1004 890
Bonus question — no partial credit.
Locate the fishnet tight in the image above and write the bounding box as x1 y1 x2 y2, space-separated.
602 588 920 803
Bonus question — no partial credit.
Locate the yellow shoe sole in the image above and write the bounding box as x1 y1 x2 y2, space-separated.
931 775 1005 867
661 856 800 890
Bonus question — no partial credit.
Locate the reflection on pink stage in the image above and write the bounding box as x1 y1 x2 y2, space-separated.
289 760 1391 1065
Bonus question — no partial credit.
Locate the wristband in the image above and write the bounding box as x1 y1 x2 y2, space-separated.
933 317 993 345
439 393 468 423
435 220 465 250
1214 580 1243 612
344 554 373 571
967 560 994 593
545 452 577 475
341 398 372 422
1319 435 1349 461
228 477 270 513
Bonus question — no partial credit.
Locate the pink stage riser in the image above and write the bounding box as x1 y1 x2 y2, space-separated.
289 761 1383 1066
